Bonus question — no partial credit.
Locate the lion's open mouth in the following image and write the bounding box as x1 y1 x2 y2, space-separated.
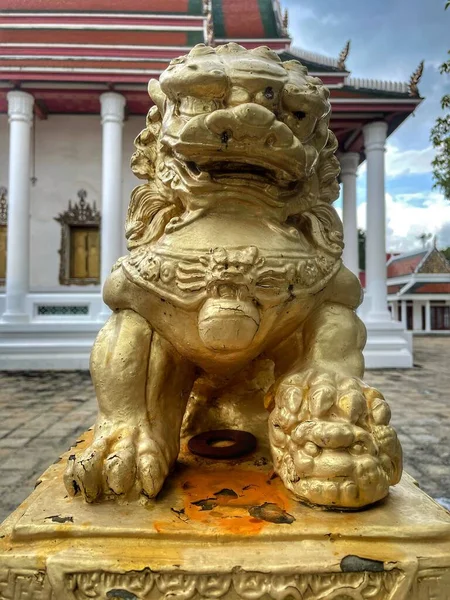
185 159 299 190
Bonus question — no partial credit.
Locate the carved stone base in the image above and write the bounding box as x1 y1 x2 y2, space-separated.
1 432 450 599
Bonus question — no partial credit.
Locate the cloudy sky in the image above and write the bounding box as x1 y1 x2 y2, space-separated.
281 0 450 252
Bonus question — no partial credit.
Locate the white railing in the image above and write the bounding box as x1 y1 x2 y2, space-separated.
289 46 340 68
345 77 409 94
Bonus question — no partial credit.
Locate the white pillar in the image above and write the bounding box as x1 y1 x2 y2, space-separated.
401 300 407 328
363 121 390 323
339 152 359 276
99 92 126 320
361 121 413 368
413 301 422 331
425 300 431 332
1 91 34 323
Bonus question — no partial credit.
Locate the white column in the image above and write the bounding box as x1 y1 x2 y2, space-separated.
361 122 413 367
339 152 359 276
1 91 34 323
425 300 431 332
363 121 390 323
99 92 126 320
413 301 422 331
401 300 407 328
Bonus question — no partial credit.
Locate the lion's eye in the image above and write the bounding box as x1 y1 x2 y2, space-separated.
294 111 307 120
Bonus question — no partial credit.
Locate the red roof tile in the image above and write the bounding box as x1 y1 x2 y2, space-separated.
411 283 450 294
221 0 265 38
387 252 427 278
0 0 194 12
387 284 404 294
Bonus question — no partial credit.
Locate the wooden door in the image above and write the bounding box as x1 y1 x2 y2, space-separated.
70 227 100 280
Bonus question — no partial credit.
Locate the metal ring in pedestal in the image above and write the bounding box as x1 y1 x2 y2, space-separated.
188 429 257 459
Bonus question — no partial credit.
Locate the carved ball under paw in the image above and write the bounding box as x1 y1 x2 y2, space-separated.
267 369 402 509
64 419 172 502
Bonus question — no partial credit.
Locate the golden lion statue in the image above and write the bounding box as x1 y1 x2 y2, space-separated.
65 43 402 509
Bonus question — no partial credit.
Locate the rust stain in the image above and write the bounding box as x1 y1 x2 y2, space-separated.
180 466 291 535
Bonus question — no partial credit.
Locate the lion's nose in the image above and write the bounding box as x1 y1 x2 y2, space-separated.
232 103 276 127
205 103 275 141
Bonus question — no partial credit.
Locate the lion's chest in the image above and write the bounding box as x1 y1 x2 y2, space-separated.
120 214 340 366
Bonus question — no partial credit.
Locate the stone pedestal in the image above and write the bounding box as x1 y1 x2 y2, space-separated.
1 431 450 599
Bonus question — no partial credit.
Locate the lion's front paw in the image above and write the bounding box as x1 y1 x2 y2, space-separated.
267 369 402 509
64 418 172 502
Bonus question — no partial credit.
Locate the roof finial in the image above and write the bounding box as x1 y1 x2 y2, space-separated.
337 40 351 71
0 186 7 225
203 0 214 46
283 8 289 35
409 60 424 97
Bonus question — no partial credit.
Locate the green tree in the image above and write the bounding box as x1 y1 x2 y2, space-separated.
430 1 450 199
417 232 432 248
358 229 366 271
441 246 450 261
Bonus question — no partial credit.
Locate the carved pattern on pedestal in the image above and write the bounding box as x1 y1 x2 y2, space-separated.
0 568 55 600
65 568 403 600
415 569 450 600
54 189 101 286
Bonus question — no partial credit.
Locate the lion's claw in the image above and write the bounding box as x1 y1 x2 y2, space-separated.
64 420 171 502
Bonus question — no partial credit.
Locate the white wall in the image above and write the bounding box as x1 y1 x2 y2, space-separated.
0 113 144 292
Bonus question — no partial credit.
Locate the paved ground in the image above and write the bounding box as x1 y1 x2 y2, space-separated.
0 336 449 522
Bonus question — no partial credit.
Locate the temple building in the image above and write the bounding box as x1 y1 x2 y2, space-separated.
387 245 450 333
0 0 424 368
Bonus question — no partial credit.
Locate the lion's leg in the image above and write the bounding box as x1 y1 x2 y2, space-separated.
64 309 195 502
268 271 402 509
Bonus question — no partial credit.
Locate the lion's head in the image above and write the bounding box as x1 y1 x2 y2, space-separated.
126 43 342 255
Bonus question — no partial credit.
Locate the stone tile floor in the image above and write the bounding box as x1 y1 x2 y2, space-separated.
0 336 449 522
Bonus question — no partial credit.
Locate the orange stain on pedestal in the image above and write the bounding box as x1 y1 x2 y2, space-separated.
156 465 294 536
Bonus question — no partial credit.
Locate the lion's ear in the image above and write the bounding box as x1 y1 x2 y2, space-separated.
148 79 166 115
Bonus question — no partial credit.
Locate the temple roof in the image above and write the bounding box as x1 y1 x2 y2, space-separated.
407 282 450 294
280 48 346 74
0 0 204 13
212 0 285 41
387 250 429 278
387 248 450 279
0 0 423 155
385 248 450 297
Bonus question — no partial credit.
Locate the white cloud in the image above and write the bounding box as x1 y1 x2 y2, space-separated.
385 145 436 178
358 144 436 178
355 190 450 252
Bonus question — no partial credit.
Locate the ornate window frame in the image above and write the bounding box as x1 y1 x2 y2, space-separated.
55 189 101 286
0 186 7 287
